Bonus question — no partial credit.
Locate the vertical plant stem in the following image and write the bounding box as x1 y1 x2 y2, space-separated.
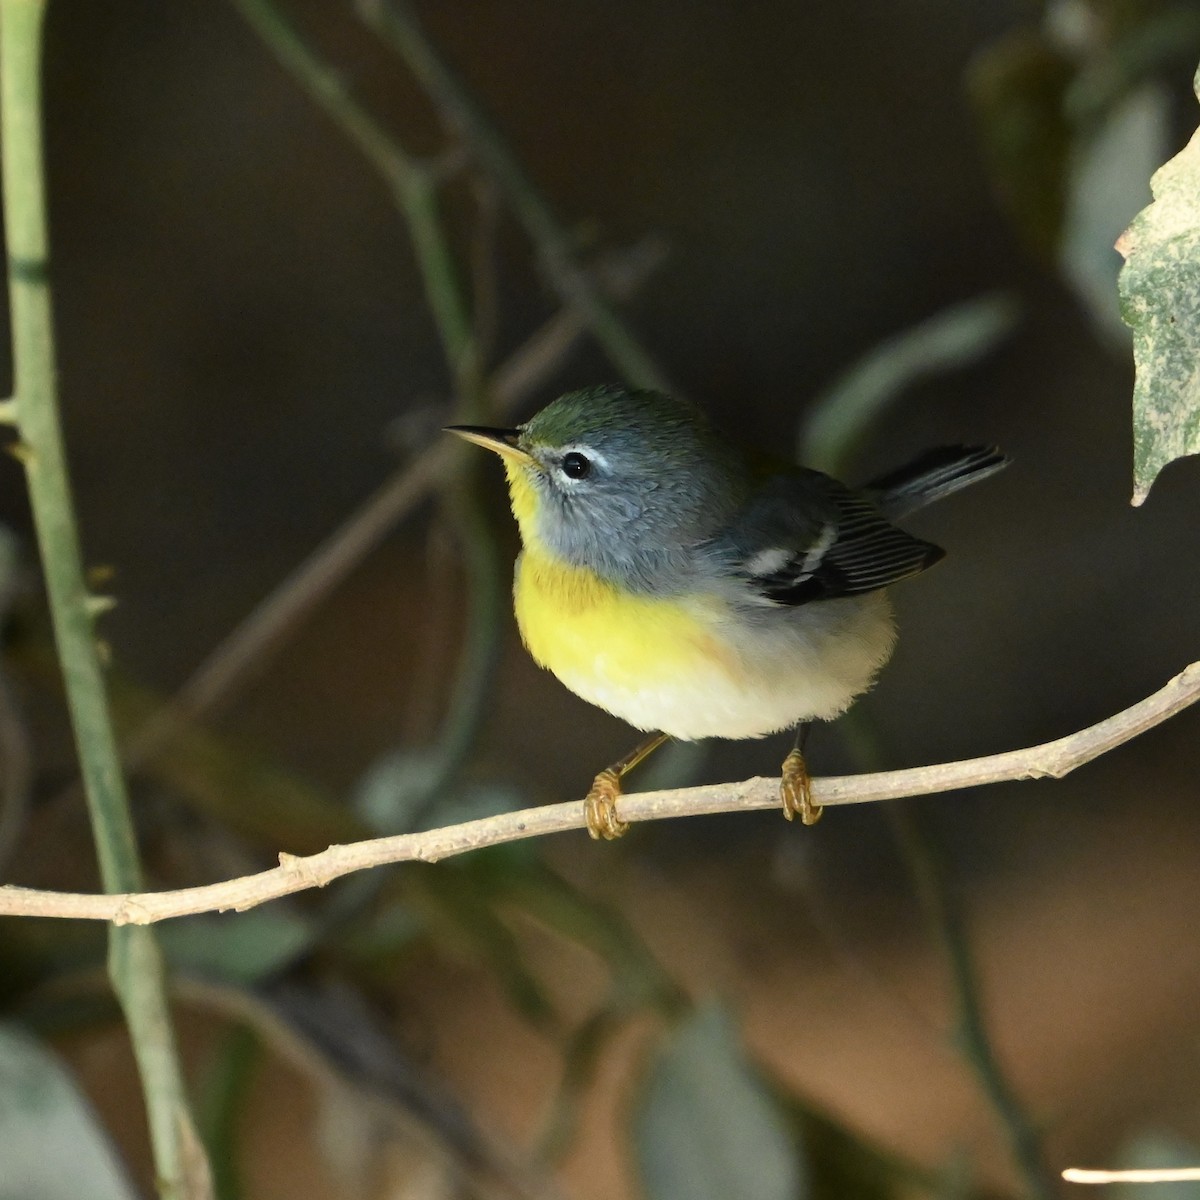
358 0 680 397
198 1024 261 1200
230 0 504 804
889 804 1056 1200
394 149 504 794
839 709 1054 1198
227 0 467 374
0 3 211 1196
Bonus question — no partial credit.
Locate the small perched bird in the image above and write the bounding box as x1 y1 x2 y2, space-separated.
448 385 1007 839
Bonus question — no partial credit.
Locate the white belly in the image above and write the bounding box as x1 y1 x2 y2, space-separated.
551 592 897 741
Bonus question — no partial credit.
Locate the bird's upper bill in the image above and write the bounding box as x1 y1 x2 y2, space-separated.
445 424 536 467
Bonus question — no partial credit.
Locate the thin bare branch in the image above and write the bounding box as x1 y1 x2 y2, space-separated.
2 660 1196 924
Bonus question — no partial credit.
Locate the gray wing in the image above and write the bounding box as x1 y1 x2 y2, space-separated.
712 469 944 607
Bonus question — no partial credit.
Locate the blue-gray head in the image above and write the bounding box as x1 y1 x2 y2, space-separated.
448 385 748 591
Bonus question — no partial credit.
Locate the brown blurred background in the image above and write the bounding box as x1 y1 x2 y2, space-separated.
3 1 1200 1198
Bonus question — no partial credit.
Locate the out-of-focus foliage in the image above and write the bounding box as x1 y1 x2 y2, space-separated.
970 30 1076 257
1062 83 1166 342
970 0 1200 338
799 294 1018 476
0 1024 138 1200
791 1103 922 1200
1118 65 1200 503
160 909 320 985
632 1003 803 1200
1111 1134 1200 1199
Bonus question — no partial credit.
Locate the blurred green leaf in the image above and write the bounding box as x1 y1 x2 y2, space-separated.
0 1023 137 1200
801 295 1018 475
412 781 527 834
1066 6 1200 124
1061 83 1167 343
339 898 427 965
357 748 523 825
633 1002 803 1200
969 30 1075 256
1117 63 1200 504
1111 1132 1200 1199
160 909 319 985
790 1101 925 1200
355 747 446 832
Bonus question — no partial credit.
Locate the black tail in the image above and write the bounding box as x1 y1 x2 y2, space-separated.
865 444 1009 520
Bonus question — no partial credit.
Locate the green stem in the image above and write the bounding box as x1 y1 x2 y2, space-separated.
536 1006 622 1164
227 0 418 188
0 3 210 1196
402 165 476 377
230 0 504 804
358 0 678 397
227 0 475 378
889 804 1056 1200
198 1024 261 1200
403 157 504 793
429 478 504 786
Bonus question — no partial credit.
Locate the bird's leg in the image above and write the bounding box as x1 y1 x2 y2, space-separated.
781 722 822 825
584 732 670 840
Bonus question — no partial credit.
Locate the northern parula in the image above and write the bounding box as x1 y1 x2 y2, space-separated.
448 385 1007 839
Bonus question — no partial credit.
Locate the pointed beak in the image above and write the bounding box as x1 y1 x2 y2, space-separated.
445 424 537 467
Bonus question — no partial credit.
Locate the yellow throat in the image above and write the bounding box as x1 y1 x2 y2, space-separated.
502 459 736 720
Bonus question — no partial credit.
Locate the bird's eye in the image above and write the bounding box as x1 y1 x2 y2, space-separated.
561 451 591 480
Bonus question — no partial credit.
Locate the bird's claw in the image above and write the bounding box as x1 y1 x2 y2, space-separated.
584 768 628 840
781 749 822 825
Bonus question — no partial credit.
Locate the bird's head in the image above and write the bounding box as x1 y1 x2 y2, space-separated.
447 385 746 590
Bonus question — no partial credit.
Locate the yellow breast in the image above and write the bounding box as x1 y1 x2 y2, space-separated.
514 547 733 692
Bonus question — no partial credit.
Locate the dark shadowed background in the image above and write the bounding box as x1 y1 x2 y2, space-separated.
3 2 1200 1198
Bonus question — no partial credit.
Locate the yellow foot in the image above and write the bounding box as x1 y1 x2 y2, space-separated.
781 749 822 825
584 767 629 840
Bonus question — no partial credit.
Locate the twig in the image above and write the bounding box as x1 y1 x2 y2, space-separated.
1064 1167 1200 1185
0 2 211 1195
357 0 680 398
2 660 1196 924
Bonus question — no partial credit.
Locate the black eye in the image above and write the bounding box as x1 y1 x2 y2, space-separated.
561 451 591 479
